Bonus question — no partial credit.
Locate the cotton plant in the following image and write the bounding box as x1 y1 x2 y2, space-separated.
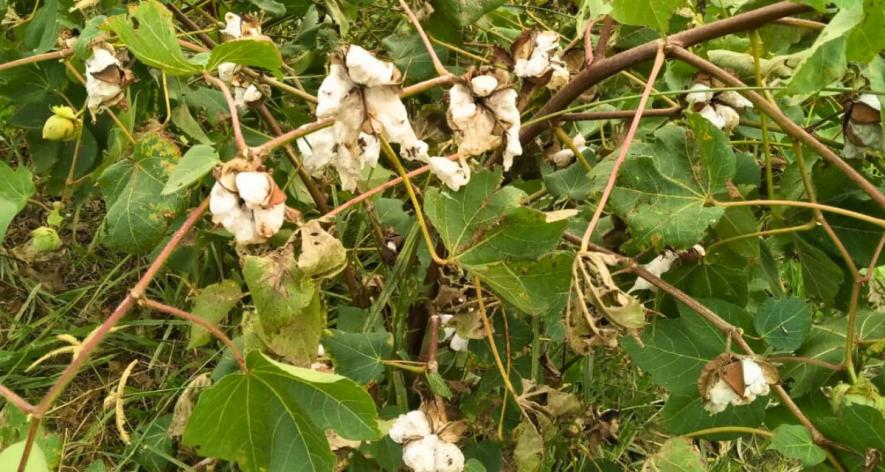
216 13 268 110
209 159 287 245
446 70 523 174
85 44 132 120
686 72 753 133
298 45 434 191
698 354 778 414
843 93 884 159
388 409 465 472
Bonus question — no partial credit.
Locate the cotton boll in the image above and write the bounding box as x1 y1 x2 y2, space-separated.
218 62 238 84
359 132 382 167
686 83 713 104
716 104 740 133
429 157 471 191
403 435 439 472
448 84 478 122
846 121 884 149
85 47 124 118
704 378 742 414
242 84 263 104
629 250 679 293
858 93 882 112
717 90 753 109
209 182 241 217
547 62 570 90
741 358 770 398
434 441 465 472
698 104 726 130
486 89 522 170
469 75 498 97
389 410 433 443
364 86 426 159
232 217 264 245
345 45 398 87
253 203 286 239
449 334 469 352
236 172 273 208
221 12 243 39
317 63 357 118
297 128 336 176
514 31 559 78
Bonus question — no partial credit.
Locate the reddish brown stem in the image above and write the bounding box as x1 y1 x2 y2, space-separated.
583 18 599 64
579 43 665 251
167 2 217 48
0 384 35 414
203 73 247 155
251 117 334 158
142 298 246 371
666 45 885 210
561 107 681 121
593 17 615 64
0 48 72 73
767 356 844 371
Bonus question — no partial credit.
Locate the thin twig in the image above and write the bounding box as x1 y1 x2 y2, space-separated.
561 107 681 121
767 356 844 371
0 48 72 73
583 18 599 64
399 0 449 77
142 298 246 371
579 42 666 251
203 73 247 155
593 17 615 64
716 199 885 228
250 117 334 158
0 384 36 414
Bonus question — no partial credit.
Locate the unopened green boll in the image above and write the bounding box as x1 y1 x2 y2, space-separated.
30 226 62 253
42 106 80 141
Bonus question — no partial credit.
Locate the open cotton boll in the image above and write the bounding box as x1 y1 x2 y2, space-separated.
221 12 243 39
686 83 714 104
698 104 726 130
85 47 125 118
715 104 740 133
364 86 428 161
449 84 478 121
449 334 469 352
469 75 498 97
857 93 882 111
297 128 336 177
434 440 465 472
209 182 241 217
345 45 399 87
704 378 742 414
389 410 433 443
236 172 273 208
429 157 471 191
514 31 560 78
317 63 357 118
629 250 680 293
742 358 771 397
218 62 238 84
717 90 753 109
486 89 522 170
403 435 439 472
547 61 571 90
253 203 286 239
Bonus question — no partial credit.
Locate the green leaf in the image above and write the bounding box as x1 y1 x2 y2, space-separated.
845 0 885 62
105 0 201 76
183 351 380 472
643 438 706 472
543 163 593 201
785 310 885 396
816 404 885 454
382 31 448 81
432 0 506 26
243 249 321 365
171 105 213 145
665 262 749 307
754 296 812 352
206 39 283 75
250 0 287 15
607 116 735 252
425 170 570 315
610 0 685 32
98 131 188 253
187 280 243 349
0 441 49 472
426 371 454 399
75 16 108 60
795 236 844 305
22 0 58 54
661 394 766 439
0 162 35 242
323 330 393 384
162 144 220 195
786 3 863 94
768 424 827 467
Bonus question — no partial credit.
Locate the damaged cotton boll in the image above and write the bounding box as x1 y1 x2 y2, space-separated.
209 163 287 244
389 410 433 443
428 157 471 191
686 77 753 134
85 45 130 120
699 354 778 414
843 93 884 159
513 31 560 79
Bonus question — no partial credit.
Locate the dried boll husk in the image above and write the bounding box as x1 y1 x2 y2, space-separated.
698 354 778 414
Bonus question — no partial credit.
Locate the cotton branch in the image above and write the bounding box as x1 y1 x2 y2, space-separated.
0 48 72 73
666 45 885 210
560 107 680 121
203 73 248 155
579 42 666 251
250 117 334 159
0 384 35 414
142 298 246 372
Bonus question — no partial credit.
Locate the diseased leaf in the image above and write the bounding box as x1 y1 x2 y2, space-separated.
98 130 188 252
643 437 706 472
183 351 381 472
512 422 543 472
0 162 36 242
163 144 220 195
323 330 393 384
298 220 347 279
754 297 812 352
768 424 827 467
206 39 283 75
187 280 243 349
105 0 201 76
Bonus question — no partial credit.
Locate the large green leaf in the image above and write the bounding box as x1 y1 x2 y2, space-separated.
432 0 506 26
816 404 885 455
162 144 220 195
845 0 885 62
643 438 705 472
795 236 844 306
784 310 885 396
0 162 35 242
323 330 393 384
98 131 188 252
610 0 685 32
754 296 812 352
22 0 58 54
767 424 827 467
206 39 283 75
661 394 766 439
105 0 201 76
0 441 49 472
786 2 863 94
382 31 448 82
187 280 243 349
183 351 380 472
607 115 735 252
543 163 593 201
425 170 570 315
243 249 322 365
